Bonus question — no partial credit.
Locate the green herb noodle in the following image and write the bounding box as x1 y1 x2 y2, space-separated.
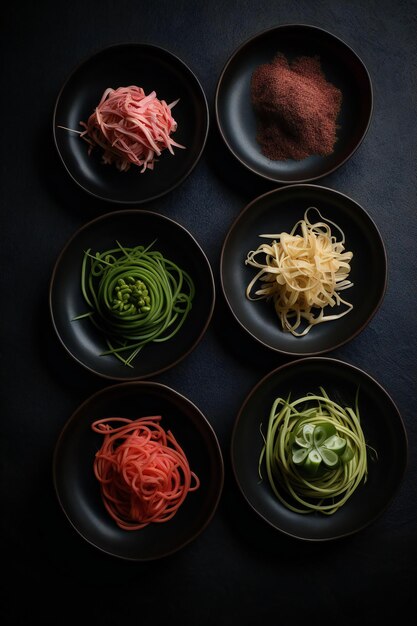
258 388 373 515
73 240 195 367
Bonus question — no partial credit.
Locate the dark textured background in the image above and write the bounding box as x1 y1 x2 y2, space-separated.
2 1 416 624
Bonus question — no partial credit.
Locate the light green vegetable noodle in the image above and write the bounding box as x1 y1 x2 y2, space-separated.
259 387 373 515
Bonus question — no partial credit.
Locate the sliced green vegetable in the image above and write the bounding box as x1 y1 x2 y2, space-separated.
291 421 352 474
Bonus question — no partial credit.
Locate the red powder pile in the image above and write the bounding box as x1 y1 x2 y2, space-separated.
251 53 342 160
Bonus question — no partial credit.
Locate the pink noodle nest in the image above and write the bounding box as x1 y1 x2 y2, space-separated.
80 85 185 173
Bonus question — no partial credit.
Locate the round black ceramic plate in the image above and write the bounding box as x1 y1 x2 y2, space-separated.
220 184 386 356
53 381 224 560
53 43 209 203
49 210 215 380
215 24 373 183
231 357 408 541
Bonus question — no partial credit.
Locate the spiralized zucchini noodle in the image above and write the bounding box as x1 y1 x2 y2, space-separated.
74 240 195 367
259 388 372 515
245 208 353 336
92 416 200 530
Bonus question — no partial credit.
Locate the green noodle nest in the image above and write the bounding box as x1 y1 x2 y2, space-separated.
75 241 195 367
259 388 372 515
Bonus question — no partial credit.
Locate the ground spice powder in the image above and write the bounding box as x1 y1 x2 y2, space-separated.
251 53 342 161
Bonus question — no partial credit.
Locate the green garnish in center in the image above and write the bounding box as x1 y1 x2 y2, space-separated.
111 277 151 316
291 421 353 475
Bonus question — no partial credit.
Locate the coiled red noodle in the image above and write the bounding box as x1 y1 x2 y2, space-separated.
80 85 185 172
92 416 200 530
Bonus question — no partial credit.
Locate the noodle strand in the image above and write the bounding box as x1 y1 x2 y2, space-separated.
80 86 185 173
259 388 371 515
92 416 200 530
74 241 195 367
245 208 353 336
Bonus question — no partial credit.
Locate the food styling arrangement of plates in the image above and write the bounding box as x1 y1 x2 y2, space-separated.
231 358 407 541
53 43 209 204
49 209 215 381
53 381 224 560
215 24 373 184
49 28 407 556
220 184 387 356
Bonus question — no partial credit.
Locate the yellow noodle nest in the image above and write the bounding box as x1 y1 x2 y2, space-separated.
245 208 353 336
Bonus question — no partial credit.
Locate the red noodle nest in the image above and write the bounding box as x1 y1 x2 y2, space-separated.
92 416 200 531
80 85 185 172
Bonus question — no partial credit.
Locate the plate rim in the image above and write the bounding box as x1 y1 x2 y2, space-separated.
215 22 374 184
230 355 409 541
49 208 216 380
220 183 387 356
52 379 225 561
52 41 210 204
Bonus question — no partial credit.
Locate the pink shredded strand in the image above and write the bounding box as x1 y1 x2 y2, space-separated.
80 86 185 173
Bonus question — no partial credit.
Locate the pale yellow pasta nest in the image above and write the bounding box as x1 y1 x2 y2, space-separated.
245 208 353 336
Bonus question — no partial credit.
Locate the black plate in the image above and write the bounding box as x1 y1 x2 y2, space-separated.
215 24 373 183
53 43 209 204
49 209 215 380
231 357 408 541
220 184 386 356
53 381 224 560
